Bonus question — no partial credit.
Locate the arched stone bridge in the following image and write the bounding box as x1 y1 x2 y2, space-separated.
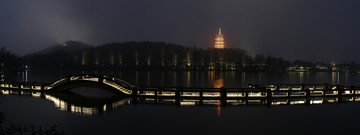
1 74 360 100
0 74 135 96
47 74 135 95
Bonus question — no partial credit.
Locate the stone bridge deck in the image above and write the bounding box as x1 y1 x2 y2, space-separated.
1 74 360 99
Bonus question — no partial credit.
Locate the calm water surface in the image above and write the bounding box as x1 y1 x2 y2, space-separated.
24 71 360 87
1 71 360 135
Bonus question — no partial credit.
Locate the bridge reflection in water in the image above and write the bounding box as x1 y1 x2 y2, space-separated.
1 89 360 116
2 74 360 116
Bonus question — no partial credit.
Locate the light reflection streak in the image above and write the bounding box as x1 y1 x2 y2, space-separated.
217 103 221 117
147 71 150 86
290 100 305 105
186 71 190 87
214 78 224 88
310 99 323 104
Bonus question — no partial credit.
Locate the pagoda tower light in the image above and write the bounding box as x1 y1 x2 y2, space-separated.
214 27 225 49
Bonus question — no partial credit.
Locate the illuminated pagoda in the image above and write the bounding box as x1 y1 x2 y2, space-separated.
214 27 225 49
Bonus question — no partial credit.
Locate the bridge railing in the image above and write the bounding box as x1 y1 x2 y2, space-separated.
249 83 349 91
103 79 132 95
135 87 267 98
111 78 135 88
3 74 360 98
71 75 99 82
47 78 68 89
45 74 135 95
0 81 48 91
133 85 360 98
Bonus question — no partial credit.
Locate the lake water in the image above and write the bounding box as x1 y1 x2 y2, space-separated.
1 71 360 135
23 71 360 87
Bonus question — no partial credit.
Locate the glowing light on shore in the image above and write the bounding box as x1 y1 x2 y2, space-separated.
330 62 336 67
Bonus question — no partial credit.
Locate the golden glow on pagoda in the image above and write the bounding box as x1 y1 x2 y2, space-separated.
214 27 225 49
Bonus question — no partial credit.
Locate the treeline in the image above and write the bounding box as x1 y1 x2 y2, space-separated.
0 47 19 80
23 41 254 72
1 41 360 81
18 41 328 73
20 41 360 73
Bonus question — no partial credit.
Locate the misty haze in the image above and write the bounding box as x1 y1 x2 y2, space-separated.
1 1 360 135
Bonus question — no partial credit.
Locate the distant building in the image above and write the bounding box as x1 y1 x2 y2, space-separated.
214 27 225 49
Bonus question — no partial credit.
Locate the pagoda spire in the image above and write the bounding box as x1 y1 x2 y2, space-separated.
214 27 225 49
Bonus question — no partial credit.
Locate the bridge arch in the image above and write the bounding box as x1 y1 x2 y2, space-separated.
47 74 134 96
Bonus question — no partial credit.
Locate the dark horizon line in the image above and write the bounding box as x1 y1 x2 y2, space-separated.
1 40 356 65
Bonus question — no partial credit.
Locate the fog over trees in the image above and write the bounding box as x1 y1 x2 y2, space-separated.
1 40 359 81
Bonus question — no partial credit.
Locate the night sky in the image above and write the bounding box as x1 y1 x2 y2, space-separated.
1 0 360 63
